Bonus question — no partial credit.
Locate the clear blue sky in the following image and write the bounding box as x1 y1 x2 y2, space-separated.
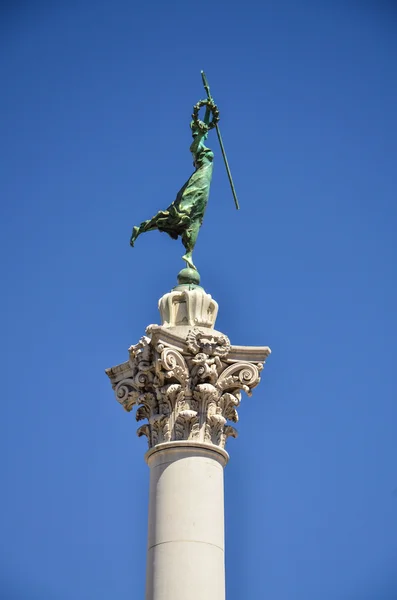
1 1 397 598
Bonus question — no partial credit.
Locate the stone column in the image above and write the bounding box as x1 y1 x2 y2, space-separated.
145 443 227 600
106 285 271 600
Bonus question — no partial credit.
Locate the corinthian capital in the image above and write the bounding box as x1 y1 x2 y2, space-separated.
106 287 270 451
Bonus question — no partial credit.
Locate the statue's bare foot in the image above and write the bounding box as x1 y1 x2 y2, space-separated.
130 226 139 247
182 253 196 270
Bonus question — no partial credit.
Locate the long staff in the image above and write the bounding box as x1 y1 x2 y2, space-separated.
201 70 240 210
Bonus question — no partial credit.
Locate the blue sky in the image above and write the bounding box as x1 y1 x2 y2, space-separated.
1 1 397 598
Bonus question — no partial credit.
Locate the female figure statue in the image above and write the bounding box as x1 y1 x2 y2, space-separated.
130 100 217 271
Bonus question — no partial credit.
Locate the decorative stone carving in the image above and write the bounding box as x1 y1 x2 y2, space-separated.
106 288 271 451
186 328 231 357
158 288 218 328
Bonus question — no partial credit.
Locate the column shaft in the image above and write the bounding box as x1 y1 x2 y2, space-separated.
145 444 228 600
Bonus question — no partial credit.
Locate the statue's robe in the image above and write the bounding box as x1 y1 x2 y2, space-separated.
132 145 214 247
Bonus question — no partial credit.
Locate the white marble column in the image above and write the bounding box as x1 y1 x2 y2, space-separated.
106 285 271 600
145 443 228 600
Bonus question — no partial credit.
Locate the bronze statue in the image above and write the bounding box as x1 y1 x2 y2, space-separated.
130 72 239 275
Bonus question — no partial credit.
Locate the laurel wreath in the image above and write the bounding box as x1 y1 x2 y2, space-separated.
192 99 220 133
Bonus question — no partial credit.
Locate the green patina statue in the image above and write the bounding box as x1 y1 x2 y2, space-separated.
130 102 216 271
130 72 239 280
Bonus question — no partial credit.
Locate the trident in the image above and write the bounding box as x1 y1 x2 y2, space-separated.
200 70 240 210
